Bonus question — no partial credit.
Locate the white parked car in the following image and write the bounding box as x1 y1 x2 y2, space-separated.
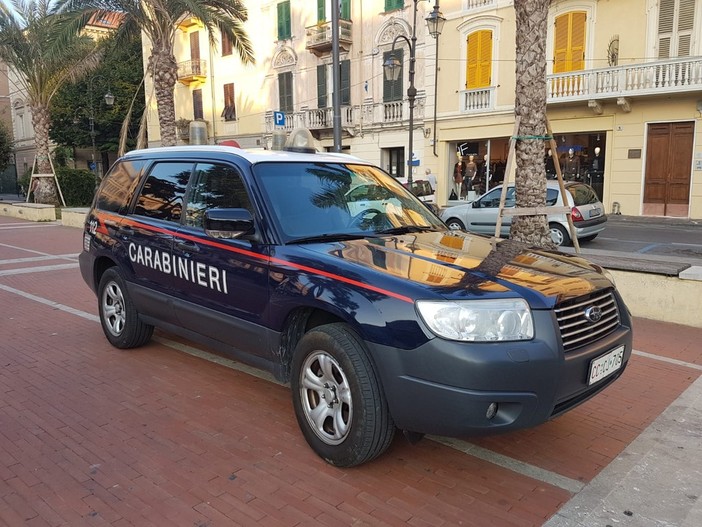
440 181 607 246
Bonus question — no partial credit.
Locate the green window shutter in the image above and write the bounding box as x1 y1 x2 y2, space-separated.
383 49 403 102
317 0 325 22
277 1 291 40
340 59 351 105
317 65 327 108
279 72 293 114
385 0 403 12
341 0 351 20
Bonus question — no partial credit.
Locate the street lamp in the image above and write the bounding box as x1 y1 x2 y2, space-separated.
383 0 444 186
87 75 115 177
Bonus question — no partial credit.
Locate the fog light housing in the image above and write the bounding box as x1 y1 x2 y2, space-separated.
486 402 499 420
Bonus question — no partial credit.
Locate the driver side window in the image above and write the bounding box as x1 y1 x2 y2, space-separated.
185 163 252 229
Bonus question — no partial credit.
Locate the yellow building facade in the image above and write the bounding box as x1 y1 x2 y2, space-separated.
146 0 702 219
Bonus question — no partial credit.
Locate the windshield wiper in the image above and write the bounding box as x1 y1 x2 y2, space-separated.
376 225 436 235
287 233 372 245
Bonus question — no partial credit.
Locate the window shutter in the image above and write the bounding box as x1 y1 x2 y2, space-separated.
317 0 325 22
383 49 403 102
222 83 236 121
570 12 586 71
341 0 351 20
553 12 586 73
193 89 203 120
467 30 492 89
317 65 327 108
340 59 351 105
277 2 291 40
657 0 695 58
222 32 232 56
279 72 293 114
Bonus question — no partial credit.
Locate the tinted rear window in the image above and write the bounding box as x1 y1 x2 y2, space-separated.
567 184 599 206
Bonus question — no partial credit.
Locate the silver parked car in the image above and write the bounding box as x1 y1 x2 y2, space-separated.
440 181 607 246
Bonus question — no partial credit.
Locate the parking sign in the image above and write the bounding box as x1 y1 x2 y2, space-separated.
273 111 285 127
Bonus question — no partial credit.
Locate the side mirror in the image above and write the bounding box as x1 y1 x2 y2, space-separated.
204 208 255 239
472 200 480 209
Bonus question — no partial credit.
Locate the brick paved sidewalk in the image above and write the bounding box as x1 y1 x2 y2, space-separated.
1 218 700 526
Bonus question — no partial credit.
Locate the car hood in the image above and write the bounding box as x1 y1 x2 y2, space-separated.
295 230 613 308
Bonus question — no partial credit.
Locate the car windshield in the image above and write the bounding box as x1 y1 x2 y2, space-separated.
253 161 445 242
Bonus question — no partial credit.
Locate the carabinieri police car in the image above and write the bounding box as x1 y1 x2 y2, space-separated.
79 139 633 467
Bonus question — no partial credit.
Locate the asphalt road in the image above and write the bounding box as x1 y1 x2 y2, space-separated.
579 216 702 265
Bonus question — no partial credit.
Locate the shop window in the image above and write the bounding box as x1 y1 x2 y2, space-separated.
466 30 492 89
553 11 586 73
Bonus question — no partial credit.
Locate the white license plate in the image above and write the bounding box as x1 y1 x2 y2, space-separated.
588 346 625 385
589 208 602 218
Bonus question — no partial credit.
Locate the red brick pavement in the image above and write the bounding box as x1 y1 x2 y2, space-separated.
1 219 701 526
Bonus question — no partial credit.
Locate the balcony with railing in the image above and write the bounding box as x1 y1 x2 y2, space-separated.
459 87 495 113
264 97 426 136
305 19 353 56
177 59 207 86
465 0 496 10
547 56 702 104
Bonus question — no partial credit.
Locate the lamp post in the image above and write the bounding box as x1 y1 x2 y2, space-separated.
87 76 115 177
383 1 445 186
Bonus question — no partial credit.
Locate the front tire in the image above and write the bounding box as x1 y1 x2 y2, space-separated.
291 323 395 467
98 267 154 349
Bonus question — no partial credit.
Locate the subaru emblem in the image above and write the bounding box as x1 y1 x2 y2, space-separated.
584 306 603 323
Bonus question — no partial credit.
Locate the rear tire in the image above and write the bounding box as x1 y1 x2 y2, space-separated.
446 217 465 231
550 223 571 247
291 323 395 467
98 267 154 349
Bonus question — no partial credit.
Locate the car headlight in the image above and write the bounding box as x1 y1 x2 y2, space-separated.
416 299 534 342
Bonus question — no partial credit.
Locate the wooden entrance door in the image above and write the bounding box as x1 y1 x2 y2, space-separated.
643 122 694 216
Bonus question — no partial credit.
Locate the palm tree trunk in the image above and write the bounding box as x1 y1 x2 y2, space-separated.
30 103 59 205
150 46 179 147
511 0 554 248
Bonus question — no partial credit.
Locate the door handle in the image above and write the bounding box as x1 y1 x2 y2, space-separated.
176 240 200 253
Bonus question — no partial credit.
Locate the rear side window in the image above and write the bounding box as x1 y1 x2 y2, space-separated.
133 162 192 223
95 160 147 214
567 183 598 206
185 163 253 229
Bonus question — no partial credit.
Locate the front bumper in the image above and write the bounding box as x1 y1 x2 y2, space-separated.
369 309 632 437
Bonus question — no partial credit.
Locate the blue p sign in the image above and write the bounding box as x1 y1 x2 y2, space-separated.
273 111 285 127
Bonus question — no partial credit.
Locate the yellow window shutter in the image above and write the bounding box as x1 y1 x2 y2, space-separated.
554 11 586 73
570 12 586 71
467 30 492 89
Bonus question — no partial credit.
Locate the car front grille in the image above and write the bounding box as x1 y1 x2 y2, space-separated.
554 289 620 352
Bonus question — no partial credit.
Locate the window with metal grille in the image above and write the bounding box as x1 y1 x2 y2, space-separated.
222 83 236 121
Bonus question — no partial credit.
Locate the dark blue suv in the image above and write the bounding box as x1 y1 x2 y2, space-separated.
79 145 632 466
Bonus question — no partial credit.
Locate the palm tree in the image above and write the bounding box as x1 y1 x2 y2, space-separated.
511 0 554 248
0 0 101 204
58 0 255 147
